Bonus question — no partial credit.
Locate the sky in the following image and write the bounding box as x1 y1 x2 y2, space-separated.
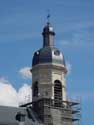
0 0 94 124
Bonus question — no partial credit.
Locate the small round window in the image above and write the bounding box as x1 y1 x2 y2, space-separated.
54 50 60 56
36 51 39 55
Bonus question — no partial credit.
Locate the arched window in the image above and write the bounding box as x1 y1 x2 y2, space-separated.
33 82 38 97
54 80 62 106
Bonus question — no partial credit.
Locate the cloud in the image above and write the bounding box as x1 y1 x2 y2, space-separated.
18 84 32 106
19 67 32 79
59 31 94 48
0 77 32 107
58 20 94 49
66 61 72 75
0 77 18 107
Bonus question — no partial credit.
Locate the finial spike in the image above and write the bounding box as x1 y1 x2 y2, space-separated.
47 10 51 24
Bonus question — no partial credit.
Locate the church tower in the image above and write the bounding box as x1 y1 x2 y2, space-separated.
31 21 80 125
32 22 67 103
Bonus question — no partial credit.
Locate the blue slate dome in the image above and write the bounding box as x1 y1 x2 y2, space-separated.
32 47 66 66
32 22 66 67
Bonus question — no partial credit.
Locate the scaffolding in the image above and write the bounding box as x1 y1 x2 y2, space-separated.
21 98 81 125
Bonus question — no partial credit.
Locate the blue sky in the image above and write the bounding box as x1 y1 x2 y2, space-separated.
0 0 94 124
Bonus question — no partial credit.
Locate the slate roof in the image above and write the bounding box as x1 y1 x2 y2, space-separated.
32 47 66 66
0 106 38 125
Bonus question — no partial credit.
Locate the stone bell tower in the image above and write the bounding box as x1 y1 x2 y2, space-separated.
31 21 80 125
32 22 67 103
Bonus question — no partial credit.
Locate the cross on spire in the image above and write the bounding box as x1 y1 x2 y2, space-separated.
47 14 50 23
47 9 51 24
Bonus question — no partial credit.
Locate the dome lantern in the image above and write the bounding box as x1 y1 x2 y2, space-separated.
42 22 55 48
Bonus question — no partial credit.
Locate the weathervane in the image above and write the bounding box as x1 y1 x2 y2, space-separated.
47 10 51 24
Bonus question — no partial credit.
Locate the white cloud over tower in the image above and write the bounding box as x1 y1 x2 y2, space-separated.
0 77 32 107
19 67 32 79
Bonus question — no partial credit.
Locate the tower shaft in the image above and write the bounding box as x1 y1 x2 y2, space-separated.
31 21 80 125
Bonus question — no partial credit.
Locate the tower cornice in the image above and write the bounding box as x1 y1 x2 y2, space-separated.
32 63 67 74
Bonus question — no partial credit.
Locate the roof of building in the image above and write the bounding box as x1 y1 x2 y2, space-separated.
32 47 66 67
0 106 38 125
